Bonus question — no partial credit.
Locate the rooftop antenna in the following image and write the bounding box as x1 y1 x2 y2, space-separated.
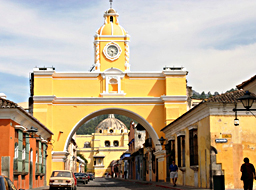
109 0 113 8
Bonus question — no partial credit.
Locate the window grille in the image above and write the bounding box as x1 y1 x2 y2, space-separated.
189 129 198 166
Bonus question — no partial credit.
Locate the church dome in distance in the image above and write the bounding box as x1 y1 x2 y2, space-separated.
95 114 128 133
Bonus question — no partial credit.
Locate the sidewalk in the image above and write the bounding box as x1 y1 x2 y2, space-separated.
117 178 210 190
29 186 48 190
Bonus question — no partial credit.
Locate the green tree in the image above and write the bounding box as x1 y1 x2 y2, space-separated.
200 91 206 99
207 91 212 98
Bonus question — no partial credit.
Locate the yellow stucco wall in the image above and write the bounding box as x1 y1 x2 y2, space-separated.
76 133 128 177
210 115 256 189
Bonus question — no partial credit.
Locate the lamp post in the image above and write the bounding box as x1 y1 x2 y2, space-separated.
25 126 38 138
233 91 256 125
158 136 166 146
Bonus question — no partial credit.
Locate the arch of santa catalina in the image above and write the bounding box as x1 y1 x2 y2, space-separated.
30 4 188 183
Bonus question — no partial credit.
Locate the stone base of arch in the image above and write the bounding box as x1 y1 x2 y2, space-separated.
154 150 166 182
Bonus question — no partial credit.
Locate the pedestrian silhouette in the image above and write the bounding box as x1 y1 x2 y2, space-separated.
240 157 255 190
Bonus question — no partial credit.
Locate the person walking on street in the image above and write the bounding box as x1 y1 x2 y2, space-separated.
169 160 178 187
240 157 255 190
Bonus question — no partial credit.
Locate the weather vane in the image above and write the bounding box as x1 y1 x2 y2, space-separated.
110 0 113 8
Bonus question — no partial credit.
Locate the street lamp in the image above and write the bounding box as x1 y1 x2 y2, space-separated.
237 91 256 110
233 91 256 125
158 136 166 146
26 126 38 138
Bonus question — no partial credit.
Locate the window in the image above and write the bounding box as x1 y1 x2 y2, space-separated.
138 134 141 139
30 149 33 162
99 130 102 133
14 143 18 159
84 142 91 148
113 141 119 147
105 141 110 147
109 78 118 92
36 151 38 163
109 129 113 133
110 16 113 22
121 129 123 133
22 148 26 160
178 135 185 167
189 129 198 166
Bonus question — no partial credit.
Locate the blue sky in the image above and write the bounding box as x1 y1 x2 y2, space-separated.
1 0 256 103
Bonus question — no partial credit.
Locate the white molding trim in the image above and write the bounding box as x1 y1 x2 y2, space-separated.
52 97 163 104
14 125 26 131
161 95 187 102
97 35 126 38
100 92 126 96
188 125 198 130
154 150 166 162
52 72 100 78
33 71 55 76
162 70 188 76
176 131 185 137
127 72 164 78
33 96 56 102
168 136 175 141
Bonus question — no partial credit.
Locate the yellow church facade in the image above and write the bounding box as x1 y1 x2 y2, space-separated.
30 5 188 182
76 114 129 177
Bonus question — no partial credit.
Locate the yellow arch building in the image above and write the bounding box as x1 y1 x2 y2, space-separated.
30 5 188 182
76 114 129 177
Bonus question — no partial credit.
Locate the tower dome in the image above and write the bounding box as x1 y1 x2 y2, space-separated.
95 114 128 133
96 8 127 36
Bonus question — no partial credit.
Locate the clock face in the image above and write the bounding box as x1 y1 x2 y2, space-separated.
107 45 118 57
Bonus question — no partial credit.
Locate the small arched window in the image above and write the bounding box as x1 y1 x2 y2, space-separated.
84 142 91 148
121 129 123 133
105 141 110 147
110 16 113 22
113 141 119 147
99 130 102 133
109 129 114 133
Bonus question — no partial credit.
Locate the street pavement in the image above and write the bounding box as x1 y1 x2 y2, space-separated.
31 177 211 190
31 177 254 190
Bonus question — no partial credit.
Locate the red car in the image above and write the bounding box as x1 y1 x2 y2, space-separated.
72 173 77 190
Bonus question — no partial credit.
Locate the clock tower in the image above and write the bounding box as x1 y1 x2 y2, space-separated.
93 4 130 72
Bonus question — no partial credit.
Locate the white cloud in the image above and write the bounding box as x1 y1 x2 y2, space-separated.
0 0 256 102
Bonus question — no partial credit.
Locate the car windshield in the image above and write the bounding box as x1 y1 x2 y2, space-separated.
74 173 83 176
51 171 71 177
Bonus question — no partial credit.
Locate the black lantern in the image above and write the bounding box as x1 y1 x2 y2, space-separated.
158 136 166 145
26 126 38 138
237 91 256 110
233 91 256 124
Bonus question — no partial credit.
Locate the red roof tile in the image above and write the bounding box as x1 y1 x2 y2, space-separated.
237 75 256 89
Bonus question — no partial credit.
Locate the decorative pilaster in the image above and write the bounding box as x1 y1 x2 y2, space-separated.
124 41 130 71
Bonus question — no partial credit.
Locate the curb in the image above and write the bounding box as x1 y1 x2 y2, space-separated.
156 184 182 189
